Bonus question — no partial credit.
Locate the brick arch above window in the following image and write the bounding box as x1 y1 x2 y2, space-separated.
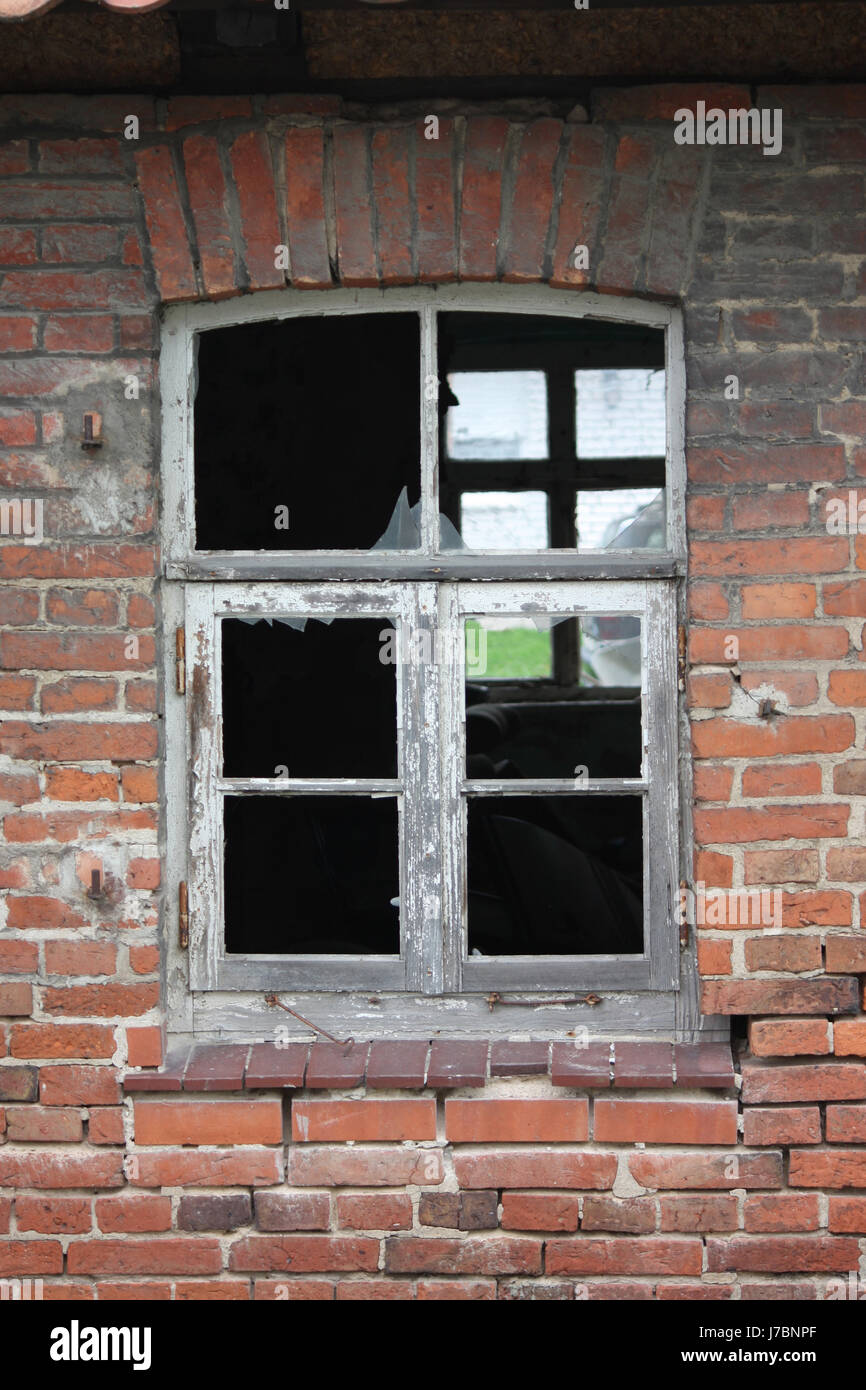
132 115 707 306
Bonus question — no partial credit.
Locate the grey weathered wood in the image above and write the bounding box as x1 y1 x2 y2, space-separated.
191 988 684 1040
646 581 681 990
170 553 681 581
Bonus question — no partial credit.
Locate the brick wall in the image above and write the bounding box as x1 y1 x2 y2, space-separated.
2 83 866 1300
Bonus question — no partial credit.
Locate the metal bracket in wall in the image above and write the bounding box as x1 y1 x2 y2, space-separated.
175 627 186 695
178 881 189 950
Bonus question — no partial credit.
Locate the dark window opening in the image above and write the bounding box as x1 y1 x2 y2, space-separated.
221 616 398 780
467 795 643 956
224 795 400 956
194 313 420 551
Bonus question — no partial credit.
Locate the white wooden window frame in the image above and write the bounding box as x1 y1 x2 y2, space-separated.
161 285 699 1041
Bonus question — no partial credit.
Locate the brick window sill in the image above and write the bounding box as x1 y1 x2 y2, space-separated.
123 1039 735 1093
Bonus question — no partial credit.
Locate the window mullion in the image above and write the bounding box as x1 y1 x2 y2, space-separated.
186 583 221 991
404 582 444 992
440 581 463 993
645 579 680 988
420 306 440 554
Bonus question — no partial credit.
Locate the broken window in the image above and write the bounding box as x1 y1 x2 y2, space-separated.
163 288 685 1026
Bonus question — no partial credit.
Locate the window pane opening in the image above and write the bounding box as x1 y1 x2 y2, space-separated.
194 313 421 551
465 615 643 779
467 794 643 955
221 616 399 780
224 795 400 955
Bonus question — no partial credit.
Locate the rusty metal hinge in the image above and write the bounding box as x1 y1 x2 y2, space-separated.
178 881 189 950
175 627 186 695
679 879 690 949
677 623 687 693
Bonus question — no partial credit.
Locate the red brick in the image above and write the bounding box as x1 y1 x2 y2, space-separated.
629 1152 783 1190
828 1196 866 1232
40 224 119 264
254 1279 334 1301
134 1100 282 1147
15 1196 91 1236
10 1023 115 1059
292 1099 434 1144
126 1026 162 1068
745 849 820 885
500 1193 579 1232
0 940 38 974
743 1060 866 1103
744 935 822 972
594 1100 736 1145
742 764 822 798
253 1192 330 1232
43 983 158 1018
69 1239 222 1276
93 1197 169 1234
94 1282 171 1301
732 495 811 532
129 1151 282 1188
829 670 866 706
502 119 561 282
0 1240 63 1276
44 768 117 801
334 1281 415 1301
371 127 413 285
459 117 508 280
0 316 36 352
707 1236 858 1273
44 316 114 354
697 939 733 975
748 1018 831 1057
229 131 283 292
41 679 118 714
418 1280 496 1300
0 229 37 265
384 1238 541 1277
690 443 845 487
0 720 157 763
230 1236 379 1273
89 1108 125 1145
332 125 377 287
547 1238 701 1277
688 673 731 710
5 1106 82 1142
288 1147 442 1188
0 1152 123 1189
790 1150 866 1188
693 715 854 762
40 1064 119 1107
703 978 858 1017
44 941 117 978
744 1195 821 1233
0 982 32 1016
134 146 197 302
453 1151 616 1191
335 1195 412 1232
183 134 235 300
283 126 331 289
415 117 456 282
445 1099 587 1144
658 1195 738 1232
580 1197 656 1233
834 1020 866 1057
126 859 160 891
689 582 729 621
825 1103 866 1142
